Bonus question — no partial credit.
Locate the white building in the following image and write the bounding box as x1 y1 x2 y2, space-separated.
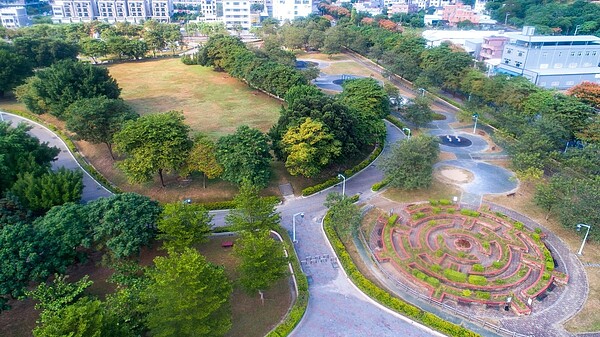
272 0 312 23
151 0 172 21
0 6 31 28
223 0 251 30
126 0 152 22
473 0 487 13
52 0 97 23
96 0 128 22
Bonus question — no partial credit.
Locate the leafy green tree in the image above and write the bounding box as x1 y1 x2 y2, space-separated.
86 193 161 259
0 45 32 97
0 195 32 228
66 97 137 159
12 36 79 68
324 192 361 239
16 59 121 118
143 248 232 337
181 133 223 188
113 111 192 186
234 231 288 297
322 26 345 57
282 117 342 177
10 168 83 213
27 274 93 313
225 183 280 233
380 135 440 189
0 122 59 194
340 78 390 119
33 297 104 337
403 97 434 128
79 37 108 64
216 125 272 188
157 202 212 253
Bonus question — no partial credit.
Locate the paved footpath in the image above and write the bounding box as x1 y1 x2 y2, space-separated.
1 112 112 202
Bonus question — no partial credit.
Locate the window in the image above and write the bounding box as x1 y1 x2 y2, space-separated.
542 52 548 57
593 51 598 56
586 51 590 56
515 62 522 68
571 52 575 56
507 48 512 54
578 51 582 56
517 51 523 57
504 58 510 64
551 81 559 87
558 52 562 57
566 81 574 86
554 63 563 68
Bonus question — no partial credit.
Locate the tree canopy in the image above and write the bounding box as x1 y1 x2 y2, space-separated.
380 135 440 189
157 202 212 253
225 183 281 233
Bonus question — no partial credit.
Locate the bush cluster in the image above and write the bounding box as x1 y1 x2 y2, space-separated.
468 274 488 286
545 261 555 272
388 214 399 226
475 291 491 300
323 214 482 337
371 179 389 191
426 276 441 288
460 209 480 217
513 221 525 230
385 114 406 129
472 264 484 272
302 145 382 196
412 212 426 220
443 269 467 283
492 261 503 269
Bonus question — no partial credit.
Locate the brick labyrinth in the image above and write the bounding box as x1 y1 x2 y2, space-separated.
368 201 568 316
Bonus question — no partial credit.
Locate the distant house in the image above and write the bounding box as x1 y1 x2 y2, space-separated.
496 26 600 89
0 6 31 28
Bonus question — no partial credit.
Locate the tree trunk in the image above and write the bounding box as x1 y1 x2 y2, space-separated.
106 142 115 160
158 168 165 187
203 172 206 189
259 290 264 305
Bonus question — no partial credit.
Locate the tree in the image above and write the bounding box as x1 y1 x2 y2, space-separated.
403 97 434 128
339 78 390 119
281 117 342 177
0 46 32 97
234 231 288 298
143 249 232 337
568 81 600 109
66 97 137 159
33 297 104 337
216 125 272 188
113 111 192 186
79 37 108 64
0 122 59 194
12 36 79 68
380 135 440 189
181 133 223 188
225 183 280 233
10 168 83 213
86 193 161 259
322 26 345 57
157 202 212 253
324 192 361 239
16 59 121 118
27 274 93 313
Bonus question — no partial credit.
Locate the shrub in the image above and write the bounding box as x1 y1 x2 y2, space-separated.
412 212 426 220
542 272 551 281
495 211 507 219
545 261 555 272
475 291 491 300
462 289 472 297
513 221 524 230
446 208 455 214
494 279 506 285
434 250 444 257
385 114 406 129
429 199 439 206
468 274 488 286
426 276 440 288
518 268 527 277
472 264 484 272
431 264 442 273
457 252 466 258
492 261 503 269
348 194 360 203
372 180 389 191
535 227 542 234
443 269 467 283
388 214 399 226
432 207 441 214
482 241 490 250
532 233 541 242
460 209 480 217
439 199 452 206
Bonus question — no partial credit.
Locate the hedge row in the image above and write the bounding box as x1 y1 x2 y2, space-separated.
444 269 468 283
468 275 488 286
460 209 480 217
266 225 309 337
372 179 389 191
385 114 406 130
197 196 280 211
301 145 382 196
323 214 482 337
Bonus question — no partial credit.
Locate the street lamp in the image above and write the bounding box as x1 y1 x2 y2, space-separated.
402 127 411 139
504 13 510 26
576 223 591 255
574 25 582 36
472 113 480 134
292 212 304 243
418 88 426 97
337 173 346 198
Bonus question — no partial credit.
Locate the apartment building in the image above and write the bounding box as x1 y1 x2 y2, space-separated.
478 36 509 61
0 6 31 28
150 0 172 21
222 0 250 29
52 0 97 22
96 0 128 22
496 26 600 89
442 3 479 26
272 0 312 23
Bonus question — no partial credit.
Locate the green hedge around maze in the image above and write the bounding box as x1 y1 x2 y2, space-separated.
323 213 482 337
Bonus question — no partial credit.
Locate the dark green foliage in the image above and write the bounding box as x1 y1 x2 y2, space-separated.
0 195 32 227
158 202 212 253
324 192 361 239
0 122 59 195
225 183 281 233
86 193 161 259
403 97 434 128
380 135 440 189
0 44 33 96
16 59 121 118
113 111 192 186
216 125 272 188
10 168 83 213
12 36 79 68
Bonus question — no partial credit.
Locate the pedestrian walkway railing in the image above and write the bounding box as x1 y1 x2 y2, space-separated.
357 229 535 337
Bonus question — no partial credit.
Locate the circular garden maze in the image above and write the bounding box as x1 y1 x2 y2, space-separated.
367 200 568 316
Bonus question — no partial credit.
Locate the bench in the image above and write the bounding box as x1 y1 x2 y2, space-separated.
221 241 234 248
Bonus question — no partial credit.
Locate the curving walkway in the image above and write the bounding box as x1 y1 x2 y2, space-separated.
1 112 112 202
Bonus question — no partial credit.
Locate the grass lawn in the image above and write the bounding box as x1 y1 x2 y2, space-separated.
383 178 461 203
0 236 292 337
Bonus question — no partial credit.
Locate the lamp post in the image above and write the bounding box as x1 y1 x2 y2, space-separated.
576 223 591 255
574 25 581 36
402 127 411 139
472 113 479 134
337 173 346 198
292 212 304 243
418 88 425 97
504 13 510 25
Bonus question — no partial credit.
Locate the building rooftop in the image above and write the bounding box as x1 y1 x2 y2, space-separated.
511 35 600 43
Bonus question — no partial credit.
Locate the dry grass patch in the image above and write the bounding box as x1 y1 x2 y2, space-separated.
106 58 282 138
383 178 460 204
